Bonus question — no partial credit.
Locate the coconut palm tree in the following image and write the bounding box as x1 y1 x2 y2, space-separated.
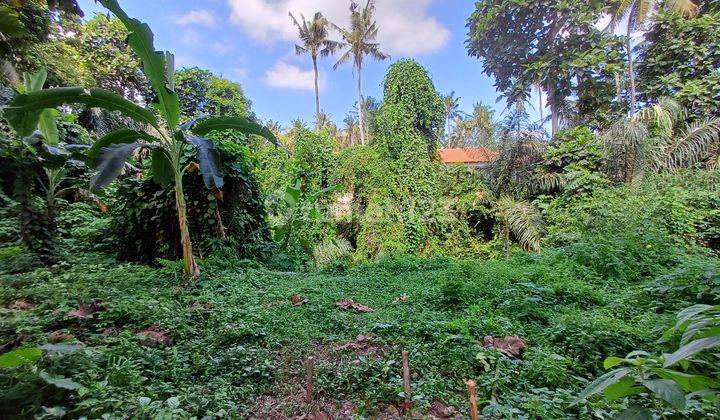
442 91 461 144
608 0 699 114
289 12 341 127
332 0 389 146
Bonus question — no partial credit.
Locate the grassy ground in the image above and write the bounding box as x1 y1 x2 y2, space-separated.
1 247 701 419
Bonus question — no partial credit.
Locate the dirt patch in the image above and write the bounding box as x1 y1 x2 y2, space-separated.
334 334 387 360
47 330 75 343
8 298 35 310
251 386 356 419
428 400 460 419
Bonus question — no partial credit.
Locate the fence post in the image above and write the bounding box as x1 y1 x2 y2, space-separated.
402 350 412 410
465 379 478 420
306 356 315 404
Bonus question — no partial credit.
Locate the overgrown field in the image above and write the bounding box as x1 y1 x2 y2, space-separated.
2 172 719 418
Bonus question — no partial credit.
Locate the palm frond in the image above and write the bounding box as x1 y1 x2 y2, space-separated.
663 118 720 170
497 196 542 252
665 0 699 18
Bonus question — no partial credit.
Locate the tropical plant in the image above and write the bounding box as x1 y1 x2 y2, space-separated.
441 91 461 143
495 195 542 256
289 11 341 126
1 67 103 263
2 0 276 278
574 303 720 417
602 98 720 182
608 0 700 114
636 6 720 119
332 0 389 145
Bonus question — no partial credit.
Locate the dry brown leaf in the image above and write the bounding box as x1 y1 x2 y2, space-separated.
335 299 374 313
68 300 104 319
429 400 458 419
392 294 409 303
8 298 35 310
135 324 172 346
483 335 526 358
290 294 309 307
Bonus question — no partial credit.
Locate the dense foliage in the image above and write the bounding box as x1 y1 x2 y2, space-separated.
1 0 719 418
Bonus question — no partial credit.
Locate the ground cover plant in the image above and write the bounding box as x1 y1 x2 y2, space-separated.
1 0 719 418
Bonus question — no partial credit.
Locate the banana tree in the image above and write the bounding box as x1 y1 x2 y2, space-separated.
3 0 277 278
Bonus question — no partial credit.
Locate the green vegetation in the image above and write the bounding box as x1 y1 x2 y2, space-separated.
1 0 719 418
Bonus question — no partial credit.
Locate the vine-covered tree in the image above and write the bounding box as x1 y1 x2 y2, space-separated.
174 67 251 119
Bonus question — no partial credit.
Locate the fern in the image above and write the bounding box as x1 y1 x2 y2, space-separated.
312 238 353 268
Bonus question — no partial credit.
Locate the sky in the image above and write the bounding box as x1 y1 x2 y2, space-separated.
76 0 538 128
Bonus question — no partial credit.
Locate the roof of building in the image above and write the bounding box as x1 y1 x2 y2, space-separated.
438 148 498 164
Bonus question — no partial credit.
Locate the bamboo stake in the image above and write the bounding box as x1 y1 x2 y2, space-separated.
465 379 478 420
402 350 412 410
306 356 315 404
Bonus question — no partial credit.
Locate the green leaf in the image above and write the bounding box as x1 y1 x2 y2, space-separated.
664 336 720 367
640 378 686 410
604 356 624 369
4 87 159 137
604 377 644 402
0 6 25 38
40 371 82 390
651 368 720 392
187 135 223 189
572 368 630 405
0 346 42 368
151 149 174 186
23 67 47 92
90 142 144 191
38 108 59 146
88 129 158 166
675 304 713 328
613 405 653 420
191 116 279 146
98 0 180 129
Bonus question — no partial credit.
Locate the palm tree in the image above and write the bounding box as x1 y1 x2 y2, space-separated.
289 12 341 127
601 98 720 182
442 92 461 144
496 196 542 257
609 0 699 114
332 0 389 146
342 114 359 147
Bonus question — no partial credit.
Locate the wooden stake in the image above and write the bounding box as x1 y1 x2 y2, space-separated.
402 350 412 410
306 356 315 404
465 379 478 420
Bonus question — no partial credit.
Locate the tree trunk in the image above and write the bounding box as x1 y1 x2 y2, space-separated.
174 174 199 278
356 64 365 146
547 83 559 137
503 222 510 258
626 26 636 116
313 55 320 129
614 72 622 103
538 87 543 126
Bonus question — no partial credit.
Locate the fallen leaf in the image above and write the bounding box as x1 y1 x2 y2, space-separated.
67 300 104 319
8 298 35 310
483 335 526 358
336 334 376 351
335 299 374 313
46 330 75 343
290 294 308 307
429 400 457 419
135 324 172 346
392 294 409 303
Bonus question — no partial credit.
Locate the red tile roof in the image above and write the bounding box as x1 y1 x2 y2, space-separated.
438 148 498 164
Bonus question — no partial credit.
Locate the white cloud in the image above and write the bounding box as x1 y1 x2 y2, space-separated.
233 67 249 79
263 60 322 90
176 9 216 26
226 0 450 56
212 41 235 55
181 29 201 47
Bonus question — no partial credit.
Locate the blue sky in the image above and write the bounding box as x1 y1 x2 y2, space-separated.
77 0 537 128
